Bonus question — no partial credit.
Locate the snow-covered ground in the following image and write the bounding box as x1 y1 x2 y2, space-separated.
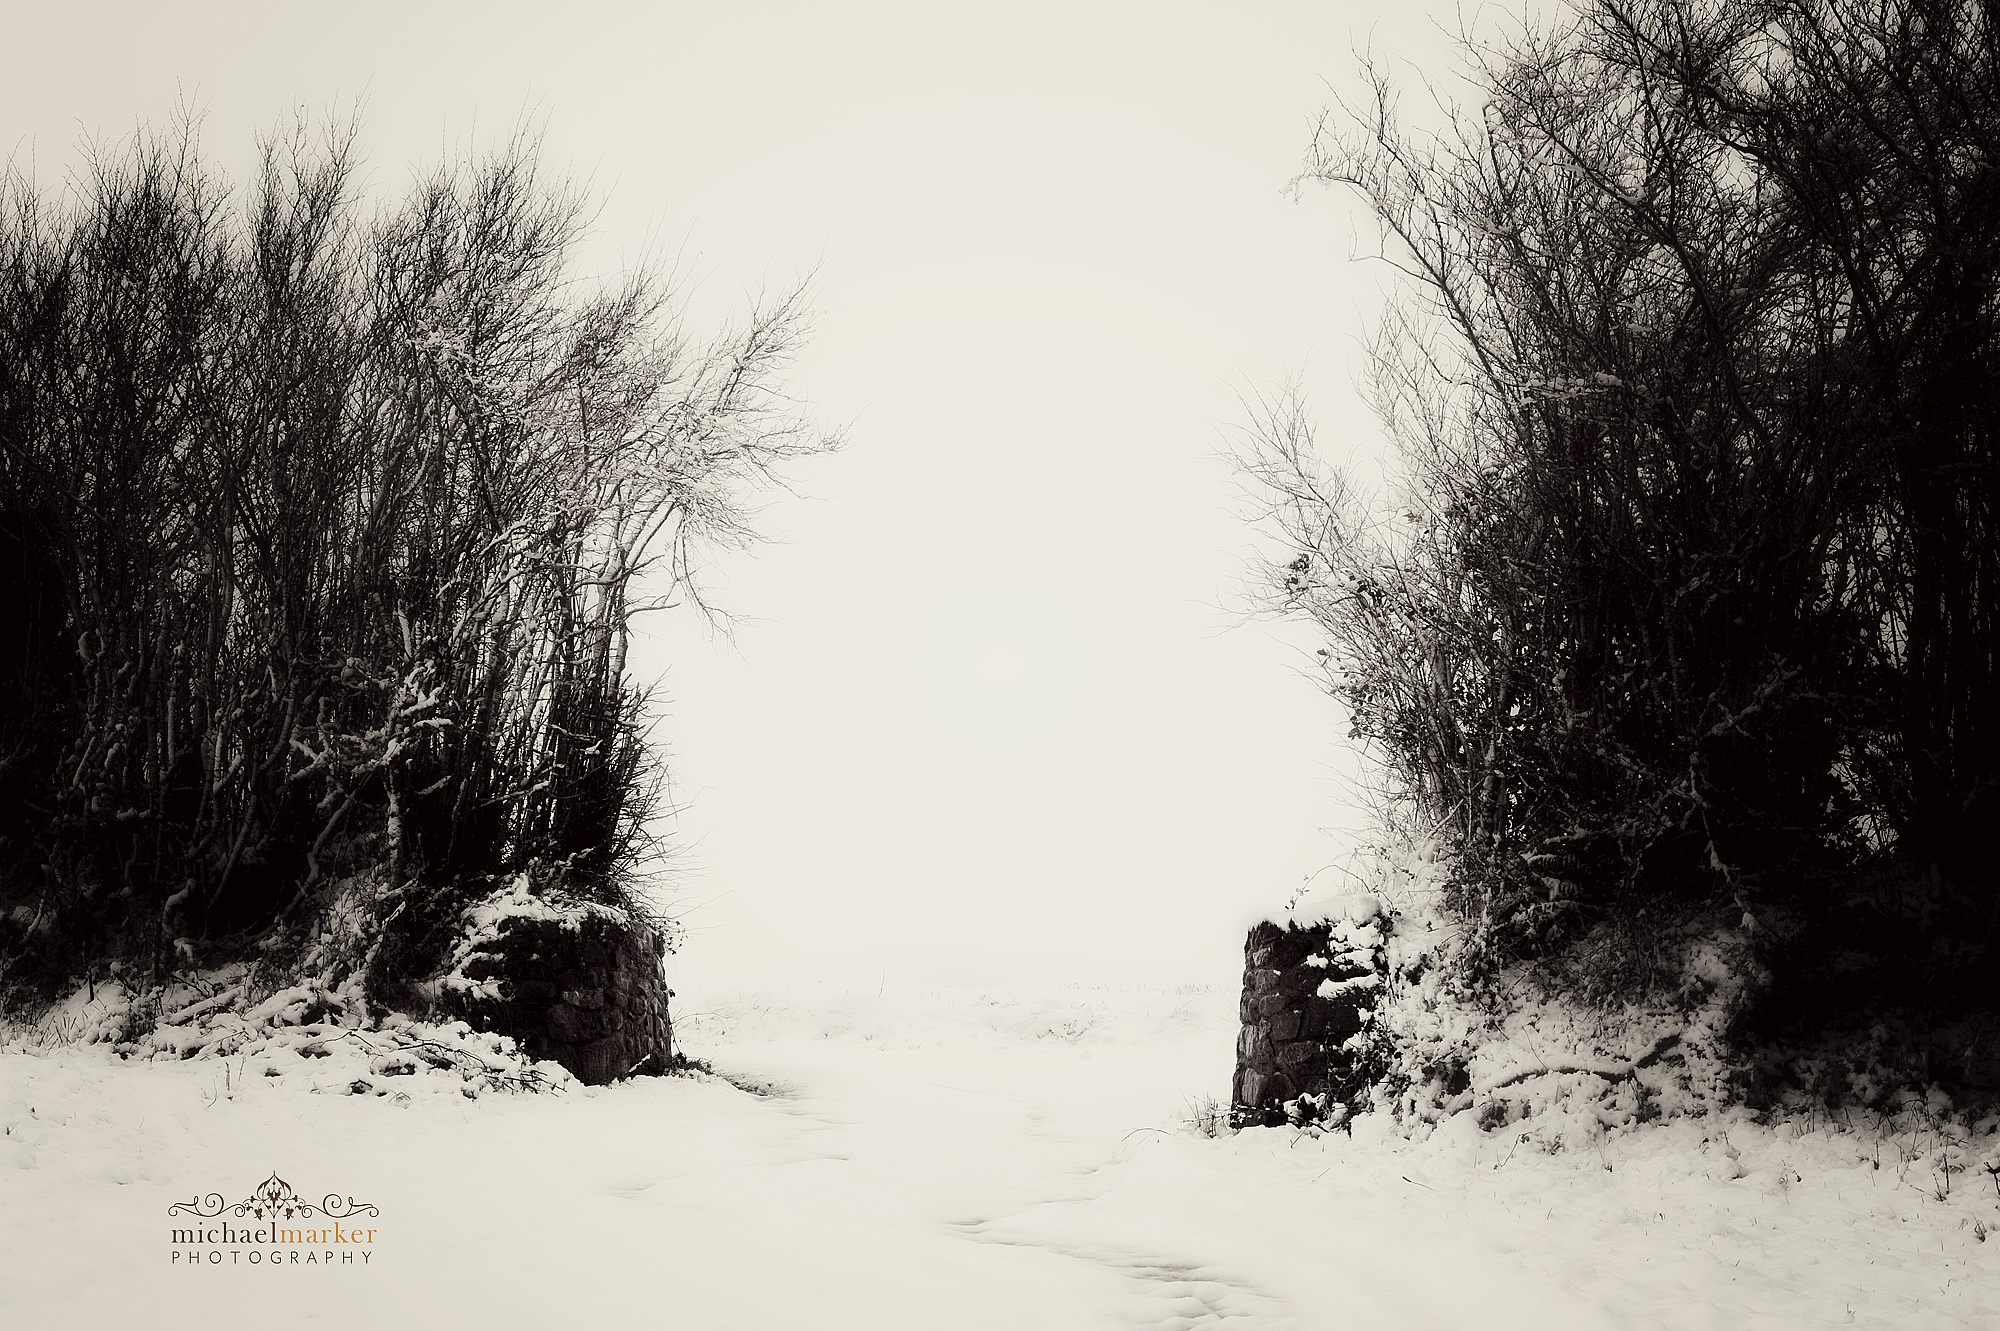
3 981 1997 1329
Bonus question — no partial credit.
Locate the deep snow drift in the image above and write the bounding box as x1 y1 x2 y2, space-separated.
3 981 1997 1329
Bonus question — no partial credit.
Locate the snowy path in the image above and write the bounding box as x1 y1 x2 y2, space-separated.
0 1043 1596 1330
689 1038 1619 1331
5 985 1996 1329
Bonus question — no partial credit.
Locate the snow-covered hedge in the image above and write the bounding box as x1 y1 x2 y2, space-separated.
2 964 573 1102
1244 836 1792 1146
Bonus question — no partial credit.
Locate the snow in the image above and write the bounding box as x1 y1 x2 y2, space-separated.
437 874 632 1003
1315 973 1380 1000
4 981 1998 1329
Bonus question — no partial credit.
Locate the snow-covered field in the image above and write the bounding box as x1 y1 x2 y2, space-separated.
4 981 1997 1329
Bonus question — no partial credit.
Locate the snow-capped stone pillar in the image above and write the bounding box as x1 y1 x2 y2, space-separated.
1230 918 1373 1127
439 880 675 1084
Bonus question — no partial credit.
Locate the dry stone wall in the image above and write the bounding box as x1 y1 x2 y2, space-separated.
1231 918 1377 1127
440 889 674 1085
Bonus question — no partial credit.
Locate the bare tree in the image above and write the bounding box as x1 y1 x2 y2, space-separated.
0 119 832 1000
1247 0 1997 1007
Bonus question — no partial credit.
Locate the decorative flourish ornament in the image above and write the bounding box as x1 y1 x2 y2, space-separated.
169 1173 379 1221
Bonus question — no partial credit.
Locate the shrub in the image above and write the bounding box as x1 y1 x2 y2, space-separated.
0 117 828 998
1245 0 2000 1014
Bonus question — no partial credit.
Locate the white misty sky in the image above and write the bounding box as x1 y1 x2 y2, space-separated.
7 1 1473 990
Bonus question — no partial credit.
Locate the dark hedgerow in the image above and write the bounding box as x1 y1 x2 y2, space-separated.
1244 0 1999 1021
0 118 829 1002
